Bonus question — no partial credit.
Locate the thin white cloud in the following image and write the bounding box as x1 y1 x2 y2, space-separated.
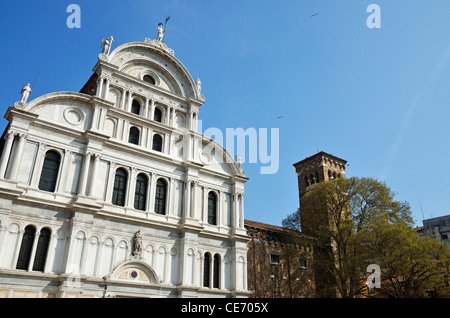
381 43 450 180
430 44 450 77
380 92 421 180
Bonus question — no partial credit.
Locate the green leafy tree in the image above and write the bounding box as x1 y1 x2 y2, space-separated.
366 220 450 298
283 177 416 298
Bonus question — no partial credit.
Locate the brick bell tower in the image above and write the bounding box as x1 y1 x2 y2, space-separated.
293 151 347 298
293 151 347 205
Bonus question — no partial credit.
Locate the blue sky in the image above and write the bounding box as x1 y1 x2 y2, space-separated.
1 1 450 227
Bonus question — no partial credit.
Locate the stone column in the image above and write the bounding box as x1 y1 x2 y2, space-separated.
144 98 149 118
79 234 89 275
167 178 174 216
209 255 213 288
56 150 71 193
171 108 176 127
239 194 245 229
96 76 104 98
189 111 194 130
218 191 223 227
145 172 153 213
199 254 204 287
149 172 157 213
121 90 128 110
126 167 137 208
220 257 225 289
0 221 8 265
94 240 104 277
11 229 24 269
103 77 110 100
29 143 45 188
150 100 155 120
44 233 57 273
194 112 199 132
27 231 40 271
99 107 107 131
127 92 133 113
77 152 91 196
164 249 170 283
166 107 171 125
88 154 100 197
232 193 238 229
8 133 26 181
0 131 15 178
191 181 198 219
122 121 129 141
184 180 191 218
141 127 148 149
105 161 116 203
202 186 208 223
146 128 153 149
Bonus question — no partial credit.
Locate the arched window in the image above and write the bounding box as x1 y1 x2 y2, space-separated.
16 225 36 270
143 75 156 85
304 176 309 187
315 171 320 184
208 192 217 225
32 228 51 272
154 178 167 215
152 134 163 152
134 173 148 211
333 171 337 179
213 254 220 288
203 252 211 287
112 168 128 207
131 100 141 115
129 126 140 145
154 108 162 123
38 150 61 193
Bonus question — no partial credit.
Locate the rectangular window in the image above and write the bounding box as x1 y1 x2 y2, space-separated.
134 175 148 211
154 180 167 215
298 259 308 269
270 253 280 265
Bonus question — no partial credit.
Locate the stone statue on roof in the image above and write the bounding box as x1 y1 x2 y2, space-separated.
101 36 114 55
157 23 165 42
20 83 32 104
195 77 202 95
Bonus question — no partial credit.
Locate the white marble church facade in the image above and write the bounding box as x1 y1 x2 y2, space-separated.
0 35 249 298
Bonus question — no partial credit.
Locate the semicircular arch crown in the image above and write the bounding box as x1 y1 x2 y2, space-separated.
108 42 200 100
105 259 160 285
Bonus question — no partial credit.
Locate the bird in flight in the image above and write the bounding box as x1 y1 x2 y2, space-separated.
311 13 319 17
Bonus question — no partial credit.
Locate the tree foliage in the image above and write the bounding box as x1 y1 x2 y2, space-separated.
282 177 450 298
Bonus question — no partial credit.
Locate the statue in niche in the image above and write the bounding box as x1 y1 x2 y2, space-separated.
133 230 143 258
101 36 114 55
20 83 32 104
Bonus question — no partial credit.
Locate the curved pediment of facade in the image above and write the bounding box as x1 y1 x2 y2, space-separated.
16 91 98 132
104 259 160 285
108 42 201 101
199 137 246 178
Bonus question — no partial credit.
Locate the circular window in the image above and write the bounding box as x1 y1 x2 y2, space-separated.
130 270 138 279
63 107 84 126
199 150 212 165
143 75 156 85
